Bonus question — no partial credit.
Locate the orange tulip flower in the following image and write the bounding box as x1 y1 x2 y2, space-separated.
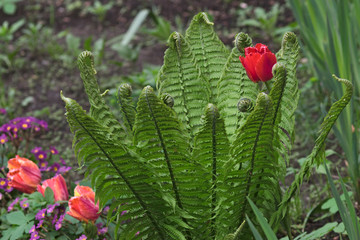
37 174 69 202
7 155 41 194
67 185 100 223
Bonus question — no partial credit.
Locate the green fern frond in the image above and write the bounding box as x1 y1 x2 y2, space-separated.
274 32 300 164
117 83 136 135
77 51 126 141
269 63 288 177
270 76 353 226
133 86 206 238
219 92 280 238
192 103 230 238
217 33 258 137
61 92 174 240
157 32 210 135
185 12 230 99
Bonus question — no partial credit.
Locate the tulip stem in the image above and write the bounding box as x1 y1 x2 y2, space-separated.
264 81 272 92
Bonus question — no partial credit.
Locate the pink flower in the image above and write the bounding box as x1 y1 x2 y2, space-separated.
67 186 100 223
37 174 69 202
7 156 41 193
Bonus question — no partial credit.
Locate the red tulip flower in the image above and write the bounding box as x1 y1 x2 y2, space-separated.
37 174 69 201
239 43 277 83
67 185 100 223
7 155 41 194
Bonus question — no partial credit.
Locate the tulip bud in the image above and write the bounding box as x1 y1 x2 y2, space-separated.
67 185 100 223
37 174 69 202
239 43 277 83
7 155 41 194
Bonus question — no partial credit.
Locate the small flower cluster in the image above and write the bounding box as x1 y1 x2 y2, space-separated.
30 203 66 237
0 116 48 146
31 146 71 174
7 197 29 212
96 222 108 237
0 177 13 193
4 155 111 239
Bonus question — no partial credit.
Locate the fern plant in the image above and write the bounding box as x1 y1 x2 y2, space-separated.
61 12 352 240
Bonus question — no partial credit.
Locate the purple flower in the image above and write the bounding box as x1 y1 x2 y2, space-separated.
30 231 40 240
36 220 44 228
24 116 36 123
0 178 8 189
5 185 13 193
29 225 36 234
3 124 14 133
38 160 48 171
50 163 60 173
20 198 29 209
57 166 71 174
52 212 58 225
54 213 66 230
55 221 62 230
102 206 110 214
0 108 6 115
49 146 59 155
7 197 19 212
98 226 108 235
59 157 66 165
19 121 31 130
31 147 42 154
47 203 60 214
76 235 87 240
0 134 7 144
38 120 48 130
34 126 41 132
136 231 140 236
35 151 47 161
10 117 22 124
35 209 47 220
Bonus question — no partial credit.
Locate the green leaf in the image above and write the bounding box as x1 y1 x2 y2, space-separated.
246 215 264 240
298 222 338 240
45 186 55 204
272 32 300 165
6 211 26 226
185 12 229 99
61 92 172 239
220 92 279 238
272 76 353 227
192 103 230 238
4 3 16 15
77 51 126 147
157 32 210 135
133 86 200 229
217 33 258 138
117 83 136 134
247 197 278 240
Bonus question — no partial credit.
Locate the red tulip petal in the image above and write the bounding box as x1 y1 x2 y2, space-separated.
240 53 261 82
67 197 88 222
52 175 69 201
9 174 35 193
255 52 277 82
254 43 270 54
37 185 45 197
68 196 99 222
244 46 257 56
